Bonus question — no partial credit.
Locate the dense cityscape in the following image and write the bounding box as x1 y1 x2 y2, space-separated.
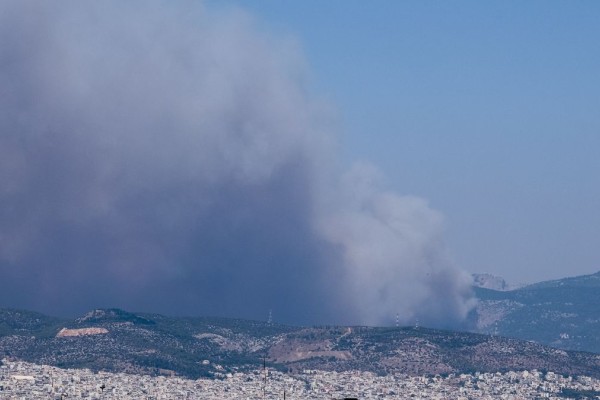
2 359 600 399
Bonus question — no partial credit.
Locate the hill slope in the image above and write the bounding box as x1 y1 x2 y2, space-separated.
2 307 600 379
471 271 600 353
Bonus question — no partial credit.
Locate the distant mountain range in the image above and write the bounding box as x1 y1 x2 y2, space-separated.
470 271 600 353
2 271 600 379
2 307 600 379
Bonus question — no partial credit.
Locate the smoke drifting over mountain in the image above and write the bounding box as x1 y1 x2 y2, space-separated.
0 1 474 326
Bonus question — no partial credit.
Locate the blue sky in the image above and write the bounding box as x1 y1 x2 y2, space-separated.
208 1 600 284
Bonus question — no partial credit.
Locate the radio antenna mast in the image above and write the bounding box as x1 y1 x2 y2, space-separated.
262 354 267 400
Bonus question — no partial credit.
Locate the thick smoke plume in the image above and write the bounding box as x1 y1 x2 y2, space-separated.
0 1 474 326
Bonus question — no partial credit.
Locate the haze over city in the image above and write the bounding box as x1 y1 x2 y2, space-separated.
0 1 598 328
219 0 600 286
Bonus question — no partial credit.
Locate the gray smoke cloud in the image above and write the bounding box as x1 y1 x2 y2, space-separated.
0 1 475 327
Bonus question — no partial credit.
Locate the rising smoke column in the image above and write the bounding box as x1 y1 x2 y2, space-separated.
318 164 476 327
0 1 474 326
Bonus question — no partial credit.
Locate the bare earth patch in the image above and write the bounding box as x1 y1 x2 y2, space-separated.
56 327 109 337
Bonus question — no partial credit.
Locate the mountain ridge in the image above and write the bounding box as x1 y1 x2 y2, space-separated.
471 270 600 353
3 306 600 380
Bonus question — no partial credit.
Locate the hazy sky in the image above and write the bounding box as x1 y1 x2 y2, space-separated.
0 1 475 326
209 1 600 284
0 1 598 326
